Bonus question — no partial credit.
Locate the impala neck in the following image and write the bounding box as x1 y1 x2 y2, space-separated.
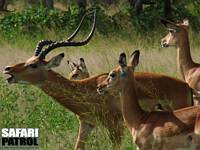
120 73 145 129
35 70 102 116
177 32 195 79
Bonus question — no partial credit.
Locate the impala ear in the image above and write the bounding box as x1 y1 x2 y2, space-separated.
46 53 64 69
79 58 87 69
67 60 77 71
129 50 140 67
160 18 180 31
118 52 127 68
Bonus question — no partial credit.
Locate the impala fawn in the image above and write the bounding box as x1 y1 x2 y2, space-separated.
161 19 200 105
67 58 89 80
97 50 200 150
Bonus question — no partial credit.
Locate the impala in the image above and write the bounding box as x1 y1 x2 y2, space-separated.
67 58 89 80
97 50 200 150
161 19 200 105
2 12 195 149
3 11 116 150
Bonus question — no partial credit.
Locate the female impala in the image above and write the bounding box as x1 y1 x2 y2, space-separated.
97 50 200 150
2 12 195 149
161 19 200 104
67 58 89 80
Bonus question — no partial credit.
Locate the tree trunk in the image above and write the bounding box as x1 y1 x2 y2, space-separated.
143 0 155 5
27 0 40 5
128 0 137 8
76 0 87 9
103 0 116 5
135 0 143 16
128 0 143 16
0 0 6 10
28 0 54 9
43 0 54 9
164 0 171 19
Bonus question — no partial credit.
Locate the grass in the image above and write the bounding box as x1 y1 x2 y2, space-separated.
0 31 200 150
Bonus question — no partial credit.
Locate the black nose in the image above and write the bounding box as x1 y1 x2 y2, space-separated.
5 66 11 71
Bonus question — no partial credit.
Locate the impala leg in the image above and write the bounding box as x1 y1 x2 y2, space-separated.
74 120 94 150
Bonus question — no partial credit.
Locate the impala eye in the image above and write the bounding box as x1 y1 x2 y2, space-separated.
72 74 78 78
29 64 38 69
110 73 116 78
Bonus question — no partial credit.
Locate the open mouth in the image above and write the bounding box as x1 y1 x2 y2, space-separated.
161 43 169 48
97 87 105 95
3 71 15 83
97 86 109 95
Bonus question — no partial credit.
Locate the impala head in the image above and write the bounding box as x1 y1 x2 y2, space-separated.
67 58 89 80
97 50 140 94
160 19 189 47
3 10 96 84
3 53 65 84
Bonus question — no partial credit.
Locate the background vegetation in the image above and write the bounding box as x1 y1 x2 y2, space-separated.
0 0 200 149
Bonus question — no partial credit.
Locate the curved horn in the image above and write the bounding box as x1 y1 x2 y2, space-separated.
34 10 93 56
39 10 96 59
35 40 54 56
66 11 91 41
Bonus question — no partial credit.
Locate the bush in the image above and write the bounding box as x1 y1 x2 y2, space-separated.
0 2 200 41
0 5 117 40
127 0 200 33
